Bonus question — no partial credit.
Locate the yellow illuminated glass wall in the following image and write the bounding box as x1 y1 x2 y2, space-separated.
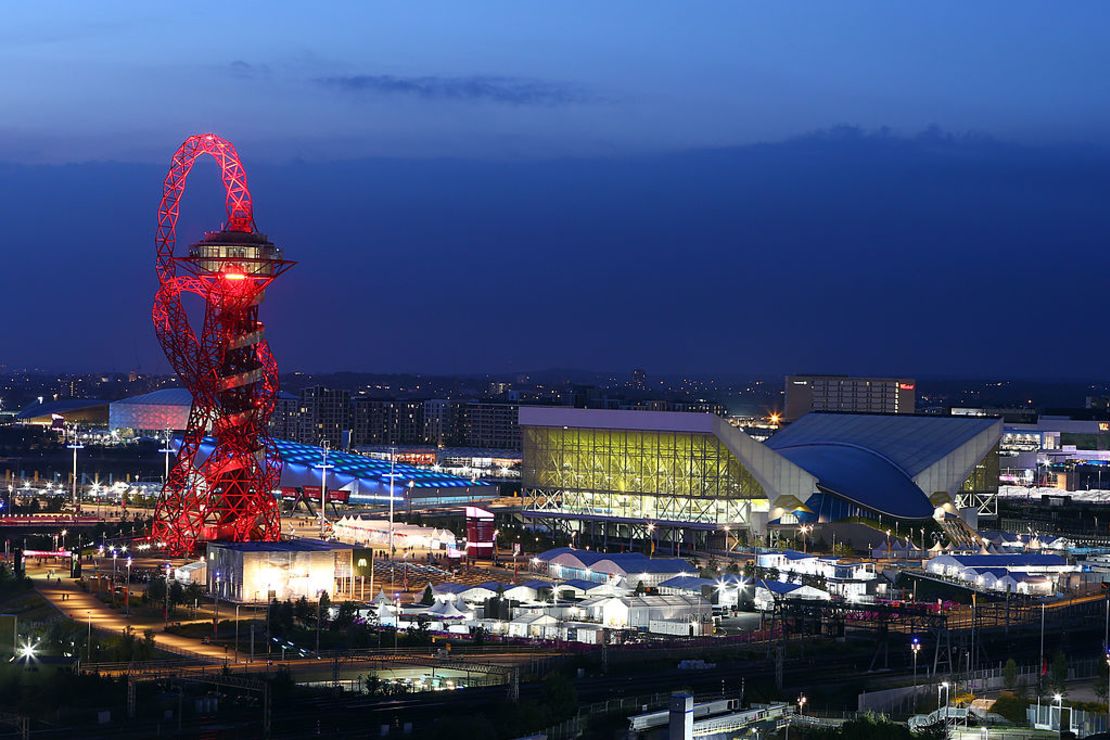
522 426 767 524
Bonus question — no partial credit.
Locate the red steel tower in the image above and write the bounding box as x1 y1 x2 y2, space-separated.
151 134 293 555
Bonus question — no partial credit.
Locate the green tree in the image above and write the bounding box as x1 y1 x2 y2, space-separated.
278 600 294 632
184 582 205 605
333 601 357 629
1003 657 1019 690
146 575 167 604
168 580 185 613
542 672 578 723
420 584 435 606
294 596 312 626
1050 651 1068 694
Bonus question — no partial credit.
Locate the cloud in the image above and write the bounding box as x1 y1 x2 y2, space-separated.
315 74 592 106
227 60 269 79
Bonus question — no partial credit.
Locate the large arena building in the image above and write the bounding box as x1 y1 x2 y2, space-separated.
108 388 192 437
181 436 498 508
520 407 1001 550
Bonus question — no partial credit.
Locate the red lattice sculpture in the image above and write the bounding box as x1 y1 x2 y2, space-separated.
151 134 293 555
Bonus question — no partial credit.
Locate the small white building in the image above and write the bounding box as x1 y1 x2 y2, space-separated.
507 613 560 639
205 539 354 603
926 553 1076 579
577 594 709 629
752 579 830 611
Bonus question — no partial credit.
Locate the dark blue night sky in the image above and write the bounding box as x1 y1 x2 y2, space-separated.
3 4 1110 378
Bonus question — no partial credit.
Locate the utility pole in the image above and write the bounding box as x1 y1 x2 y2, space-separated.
316 442 333 539
388 447 396 557
159 429 174 484
66 424 83 510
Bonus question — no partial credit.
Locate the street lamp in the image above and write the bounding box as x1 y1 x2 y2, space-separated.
66 424 84 510
124 559 132 616
86 610 92 661
314 441 334 539
159 429 174 484
1053 692 1063 735
214 570 221 639
1105 651 1110 731
381 447 402 557
797 694 807 716
938 681 950 716
911 637 921 688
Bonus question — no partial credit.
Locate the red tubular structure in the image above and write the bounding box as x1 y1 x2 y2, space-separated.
151 134 293 555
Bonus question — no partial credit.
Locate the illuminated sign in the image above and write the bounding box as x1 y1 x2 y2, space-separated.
1099 423 1109 432
898 383 915 391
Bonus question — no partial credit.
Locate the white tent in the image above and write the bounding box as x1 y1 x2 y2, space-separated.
437 601 470 620
331 516 458 551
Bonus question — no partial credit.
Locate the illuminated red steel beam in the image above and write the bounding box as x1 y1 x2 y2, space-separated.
150 133 290 555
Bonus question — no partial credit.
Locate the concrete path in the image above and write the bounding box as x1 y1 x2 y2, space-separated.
28 563 231 661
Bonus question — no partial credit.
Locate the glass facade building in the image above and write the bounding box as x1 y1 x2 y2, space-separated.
522 425 770 526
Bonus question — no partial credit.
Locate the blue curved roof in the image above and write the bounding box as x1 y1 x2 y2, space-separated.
772 443 935 519
768 413 998 477
766 413 1001 520
16 399 106 420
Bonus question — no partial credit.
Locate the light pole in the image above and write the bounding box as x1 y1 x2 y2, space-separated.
939 681 950 717
235 604 240 663
797 694 806 716
911 637 921 688
163 563 171 627
1040 603 1046 699
388 447 397 557
87 610 92 661
1105 651 1110 732
159 429 174 484
125 557 132 615
315 441 333 539
214 570 221 640
66 424 83 510
1053 692 1063 736
60 529 67 552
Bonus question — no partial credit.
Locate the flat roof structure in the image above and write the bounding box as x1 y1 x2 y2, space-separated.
178 436 499 507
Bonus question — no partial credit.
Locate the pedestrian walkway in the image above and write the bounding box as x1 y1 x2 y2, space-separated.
29 565 229 661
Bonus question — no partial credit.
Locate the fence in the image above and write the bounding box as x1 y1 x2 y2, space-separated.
1028 702 1109 736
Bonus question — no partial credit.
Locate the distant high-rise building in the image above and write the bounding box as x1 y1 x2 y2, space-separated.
269 392 304 440
350 397 425 446
461 402 521 449
631 368 647 390
784 375 915 421
298 386 351 448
